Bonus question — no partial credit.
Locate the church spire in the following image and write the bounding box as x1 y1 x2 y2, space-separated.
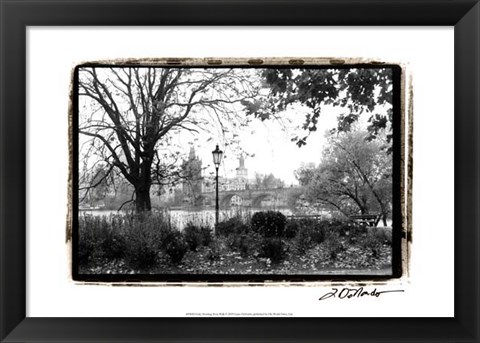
235 153 248 179
238 154 245 168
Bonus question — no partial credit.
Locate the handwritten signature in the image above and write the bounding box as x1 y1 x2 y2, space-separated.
319 287 404 301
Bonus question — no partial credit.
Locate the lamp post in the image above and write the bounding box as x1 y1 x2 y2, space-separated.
212 144 223 231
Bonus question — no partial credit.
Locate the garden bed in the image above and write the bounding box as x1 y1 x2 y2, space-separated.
78 211 392 276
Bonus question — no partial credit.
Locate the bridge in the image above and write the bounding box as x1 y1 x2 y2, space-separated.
198 187 292 208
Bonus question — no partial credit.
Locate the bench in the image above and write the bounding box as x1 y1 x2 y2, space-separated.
349 214 381 227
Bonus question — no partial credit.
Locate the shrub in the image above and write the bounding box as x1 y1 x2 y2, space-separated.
183 223 203 251
215 216 248 236
251 211 287 237
123 227 162 270
78 212 178 271
259 238 286 264
360 233 384 258
163 230 188 264
183 223 214 251
206 241 221 261
372 228 392 245
325 238 345 260
200 226 213 247
295 226 313 254
284 220 299 238
100 229 126 260
230 232 262 258
321 218 346 234
78 217 99 266
294 219 326 253
120 212 175 271
78 215 125 265
309 223 326 244
328 219 368 237
99 215 128 259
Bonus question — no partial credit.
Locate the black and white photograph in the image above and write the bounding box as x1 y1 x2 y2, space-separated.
73 63 402 281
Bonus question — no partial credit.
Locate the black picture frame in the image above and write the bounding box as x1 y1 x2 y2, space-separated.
1 1 478 342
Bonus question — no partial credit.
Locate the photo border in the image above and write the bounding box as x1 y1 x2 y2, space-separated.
1 0 478 342
71 61 404 283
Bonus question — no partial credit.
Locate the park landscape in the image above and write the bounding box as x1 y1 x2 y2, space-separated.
76 64 397 277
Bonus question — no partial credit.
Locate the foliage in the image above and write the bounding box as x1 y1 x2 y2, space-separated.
259 238 287 264
183 223 203 251
78 212 183 271
371 228 392 245
229 232 262 258
122 214 169 270
206 241 222 262
338 223 368 238
78 214 128 266
215 216 249 237
100 215 127 259
78 213 393 275
200 226 213 247
183 223 213 251
245 68 394 148
163 230 188 265
324 238 346 260
77 215 107 265
285 187 307 214
284 220 300 238
294 219 326 254
319 218 365 236
360 232 389 258
295 129 392 221
251 211 287 237
252 172 285 190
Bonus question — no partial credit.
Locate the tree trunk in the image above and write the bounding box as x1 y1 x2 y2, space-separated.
135 185 152 212
134 156 153 212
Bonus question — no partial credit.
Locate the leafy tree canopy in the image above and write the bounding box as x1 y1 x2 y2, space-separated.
295 128 392 224
243 68 393 148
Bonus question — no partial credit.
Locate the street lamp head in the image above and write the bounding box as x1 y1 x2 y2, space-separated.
212 144 223 168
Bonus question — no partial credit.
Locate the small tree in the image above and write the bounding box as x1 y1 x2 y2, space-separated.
296 129 392 224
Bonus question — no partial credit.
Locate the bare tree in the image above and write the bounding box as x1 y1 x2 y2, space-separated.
78 67 258 212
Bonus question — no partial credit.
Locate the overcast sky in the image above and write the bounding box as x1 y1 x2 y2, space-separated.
173 103 345 186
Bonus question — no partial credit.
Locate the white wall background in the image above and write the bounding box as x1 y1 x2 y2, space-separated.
26 27 454 317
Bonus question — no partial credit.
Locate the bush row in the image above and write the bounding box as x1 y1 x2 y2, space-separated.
78 214 215 271
78 211 390 271
214 212 388 263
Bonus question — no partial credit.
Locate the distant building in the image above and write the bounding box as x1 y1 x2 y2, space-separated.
181 150 286 202
199 154 256 193
181 146 203 204
235 154 248 180
221 155 255 191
